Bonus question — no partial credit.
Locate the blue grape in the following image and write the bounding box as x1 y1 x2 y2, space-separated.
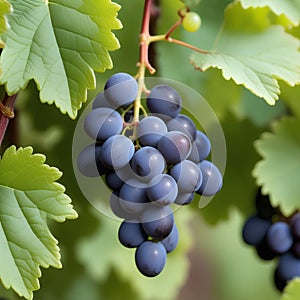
255 189 275 220
188 130 211 163
255 238 277 261
105 171 124 191
266 222 293 254
170 160 202 193
104 72 138 107
92 92 114 109
100 135 135 170
158 131 191 164
147 174 178 206
276 252 300 289
162 224 179 253
242 215 271 246
77 144 109 177
142 205 174 240
109 192 136 219
291 213 300 239
196 160 222 196
130 146 166 182
118 220 148 248
135 241 167 277
146 84 182 118
137 116 168 147
274 267 287 292
84 107 123 142
167 114 197 140
119 179 149 214
174 192 195 205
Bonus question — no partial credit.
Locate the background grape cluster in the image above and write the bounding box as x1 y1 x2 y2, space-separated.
242 190 300 292
77 72 223 277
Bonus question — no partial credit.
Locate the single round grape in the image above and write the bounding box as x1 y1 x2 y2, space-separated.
105 171 124 191
84 107 123 141
174 192 195 205
104 72 138 107
142 205 174 240
135 241 167 277
170 160 202 193
255 189 275 220
196 160 222 196
77 144 108 177
100 135 135 170
242 215 271 246
266 222 293 254
182 12 202 33
291 213 300 240
118 220 148 248
158 131 191 164
119 179 149 214
167 114 197 140
130 146 166 182
147 174 178 206
146 84 182 118
255 238 277 261
137 116 168 147
110 192 136 219
276 252 300 288
162 224 179 253
188 130 211 163
92 92 114 109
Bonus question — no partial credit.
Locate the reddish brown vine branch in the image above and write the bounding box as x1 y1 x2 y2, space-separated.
0 93 17 146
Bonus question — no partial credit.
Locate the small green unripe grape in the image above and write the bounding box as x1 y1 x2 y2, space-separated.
182 12 202 32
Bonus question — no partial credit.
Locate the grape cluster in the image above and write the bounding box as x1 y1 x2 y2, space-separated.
77 72 223 277
242 190 300 291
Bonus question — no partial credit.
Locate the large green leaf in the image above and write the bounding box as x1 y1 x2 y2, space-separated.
240 0 300 26
0 0 11 48
190 3 300 106
282 278 300 300
0 146 77 299
253 117 300 216
0 0 122 118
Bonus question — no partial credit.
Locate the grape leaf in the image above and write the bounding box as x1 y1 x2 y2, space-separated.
0 0 11 48
77 208 193 300
190 3 300 106
0 0 122 119
180 0 201 8
240 0 300 26
282 278 300 300
253 117 300 216
0 146 78 299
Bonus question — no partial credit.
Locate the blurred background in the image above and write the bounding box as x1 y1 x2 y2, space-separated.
2 0 298 299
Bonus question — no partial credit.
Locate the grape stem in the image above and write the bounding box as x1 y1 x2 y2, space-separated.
132 0 208 137
0 93 17 146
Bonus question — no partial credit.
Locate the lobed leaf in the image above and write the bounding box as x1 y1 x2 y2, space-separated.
253 117 300 216
240 0 300 26
0 0 12 48
0 0 122 118
0 146 77 299
190 3 300 106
